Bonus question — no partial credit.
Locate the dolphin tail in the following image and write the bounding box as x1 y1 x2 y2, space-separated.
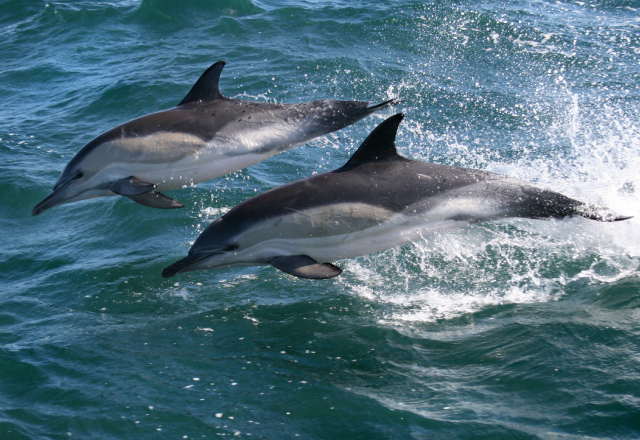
493 183 632 223
366 98 402 112
576 204 633 222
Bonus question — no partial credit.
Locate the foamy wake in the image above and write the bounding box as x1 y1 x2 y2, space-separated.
342 90 640 324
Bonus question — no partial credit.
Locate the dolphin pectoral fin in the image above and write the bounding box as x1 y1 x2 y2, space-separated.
271 255 342 279
128 192 185 209
110 176 157 196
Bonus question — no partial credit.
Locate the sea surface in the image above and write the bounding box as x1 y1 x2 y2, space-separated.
2 0 640 438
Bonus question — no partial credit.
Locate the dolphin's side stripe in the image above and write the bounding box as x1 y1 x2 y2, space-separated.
31 61 399 215
162 113 631 280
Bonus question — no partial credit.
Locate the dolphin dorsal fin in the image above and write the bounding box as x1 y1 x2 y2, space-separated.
178 61 226 106
340 113 405 171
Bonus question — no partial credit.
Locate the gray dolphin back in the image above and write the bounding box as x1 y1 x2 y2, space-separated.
162 113 630 280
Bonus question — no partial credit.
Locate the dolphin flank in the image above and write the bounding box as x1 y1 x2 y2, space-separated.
163 113 631 280
32 61 399 215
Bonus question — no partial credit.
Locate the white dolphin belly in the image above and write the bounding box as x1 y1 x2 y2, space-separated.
229 193 511 265
163 112 627 280
221 197 504 266
95 123 310 191
246 215 469 264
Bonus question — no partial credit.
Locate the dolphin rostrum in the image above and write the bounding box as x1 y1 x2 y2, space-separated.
32 61 398 215
163 113 631 280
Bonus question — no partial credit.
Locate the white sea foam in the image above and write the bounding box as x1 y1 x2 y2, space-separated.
342 89 640 325
200 206 231 219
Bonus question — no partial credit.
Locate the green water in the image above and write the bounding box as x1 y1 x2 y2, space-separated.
1 0 639 438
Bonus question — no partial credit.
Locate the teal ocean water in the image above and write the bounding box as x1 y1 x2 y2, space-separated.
2 0 640 438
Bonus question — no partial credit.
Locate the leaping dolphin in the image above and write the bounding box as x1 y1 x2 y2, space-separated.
32 61 398 215
163 113 631 280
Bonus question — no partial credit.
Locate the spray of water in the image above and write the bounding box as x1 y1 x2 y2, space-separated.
341 88 639 325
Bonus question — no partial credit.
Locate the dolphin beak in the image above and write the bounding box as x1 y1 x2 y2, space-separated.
31 179 76 215
162 253 210 278
163 244 238 278
32 188 65 216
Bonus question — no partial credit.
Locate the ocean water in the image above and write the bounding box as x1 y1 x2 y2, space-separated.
2 0 640 438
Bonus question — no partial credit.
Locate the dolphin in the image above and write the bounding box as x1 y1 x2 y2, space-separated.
32 61 398 215
163 113 631 280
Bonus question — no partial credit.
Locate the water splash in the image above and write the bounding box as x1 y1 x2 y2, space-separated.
341 77 640 325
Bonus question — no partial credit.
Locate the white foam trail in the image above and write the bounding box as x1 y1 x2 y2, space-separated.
342 88 640 325
200 206 231 219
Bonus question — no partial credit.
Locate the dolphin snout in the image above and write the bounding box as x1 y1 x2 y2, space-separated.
32 188 65 216
31 178 80 215
162 253 210 278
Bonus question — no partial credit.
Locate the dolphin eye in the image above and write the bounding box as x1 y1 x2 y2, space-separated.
72 172 84 180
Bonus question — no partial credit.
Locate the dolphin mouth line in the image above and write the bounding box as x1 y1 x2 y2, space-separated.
162 244 239 278
162 253 210 278
32 179 76 216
